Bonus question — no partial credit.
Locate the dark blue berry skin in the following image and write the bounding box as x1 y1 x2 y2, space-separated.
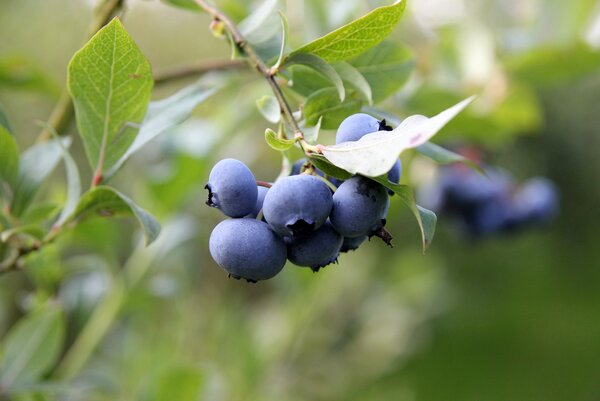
340 235 368 252
463 196 517 236
330 176 390 238
514 178 559 224
206 159 257 218
287 221 343 271
387 160 402 184
335 113 381 144
263 175 333 237
246 186 269 219
209 219 287 282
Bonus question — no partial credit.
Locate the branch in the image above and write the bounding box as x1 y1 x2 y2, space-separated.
154 59 246 84
193 0 310 147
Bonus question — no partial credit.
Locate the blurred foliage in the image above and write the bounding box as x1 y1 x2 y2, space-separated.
1 0 600 400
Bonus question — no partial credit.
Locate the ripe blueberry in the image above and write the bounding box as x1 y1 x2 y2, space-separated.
287 221 343 271
206 158 257 218
330 176 390 238
340 235 368 253
336 113 384 144
209 218 287 282
263 174 333 237
246 185 269 219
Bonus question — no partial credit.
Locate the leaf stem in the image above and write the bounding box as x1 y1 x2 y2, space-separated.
193 0 305 141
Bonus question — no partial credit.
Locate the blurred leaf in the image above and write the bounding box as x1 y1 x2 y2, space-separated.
11 138 71 217
507 43 600 87
256 96 281 123
333 61 372 105
0 103 12 133
68 186 161 246
304 87 362 129
161 0 201 11
320 97 475 176
290 0 406 62
0 57 60 97
0 305 65 388
371 176 437 251
21 203 60 225
301 116 322 143
289 64 333 97
107 77 220 178
309 154 353 180
68 18 153 175
272 11 289 70
238 0 280 44
265 128 294 151
416 142 482 172
285 53 345 101
350 41 414 103
53 135 82 228
0 126 19 193
1 224 45 242
153 366 204 401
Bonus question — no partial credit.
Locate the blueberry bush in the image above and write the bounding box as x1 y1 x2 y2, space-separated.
1 0 597 400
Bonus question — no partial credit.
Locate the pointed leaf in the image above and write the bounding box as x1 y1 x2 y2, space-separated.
332 61 372 105
304 87 362 129
265 128 294 151
0 126 19 192
161 0 201 11
370 176 437 251
256 96 281 123
238 0 280 44
309 154 352 180
0 305 65 388
54 138 82 228
0 103 12 133
68 18 153 175
290 0 406 62
106 77 220 177
285 53 345 101
272 11 289 71
301 116 322 143
11 138 71 217
319 96 475 177
350 41 414 103
69 186 161 246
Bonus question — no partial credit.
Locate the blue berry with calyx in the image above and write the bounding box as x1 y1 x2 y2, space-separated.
335 113 390 144
329 176 390 238
205 158 257 218
287 221 343 272
209 218 287 282
263 174 333 237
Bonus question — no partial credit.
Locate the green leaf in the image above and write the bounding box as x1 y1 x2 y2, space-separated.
308 154 353 180
290 0 407 62
416 142 482 172
285 53 345 101
53 137 82 228
238 0 281 44
68 186 161 246
0 56 60 97
0 126 19 193
0 305 65 388
0 103 12 133
1 224 45 242
370 176 437 251
265 128 294 151
161 0 201 11
106 77 220 178
289 64 333 97
350 41 414 103
153 366 204 401
332 61 372 105
68 17 153 175
272 11 289 71
319 96 475 177
303 87 362 129
11 138 71 217
301 116 322 143
256 96 281 123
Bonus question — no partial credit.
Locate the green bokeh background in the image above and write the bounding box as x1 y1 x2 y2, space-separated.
1 0 600 400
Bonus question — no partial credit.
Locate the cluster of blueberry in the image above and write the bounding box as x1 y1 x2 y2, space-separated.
206 113 402 282
418 162 559 237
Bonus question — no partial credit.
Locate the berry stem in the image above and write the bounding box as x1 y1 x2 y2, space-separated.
193 0 306 142
256 180 272 188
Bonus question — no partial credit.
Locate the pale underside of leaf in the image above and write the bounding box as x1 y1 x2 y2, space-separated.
320 96 476 177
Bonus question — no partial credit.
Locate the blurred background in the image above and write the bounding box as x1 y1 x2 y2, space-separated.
1 0 600 400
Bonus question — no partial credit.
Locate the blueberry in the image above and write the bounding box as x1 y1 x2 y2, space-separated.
340 235 368 252
287 221 343 271
209 218 287 282
514 177 559 224
463 196 515 236
335 113 382 144
263 174 333 237
329 176 390 238
206 158 257 218
246 185 269 219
